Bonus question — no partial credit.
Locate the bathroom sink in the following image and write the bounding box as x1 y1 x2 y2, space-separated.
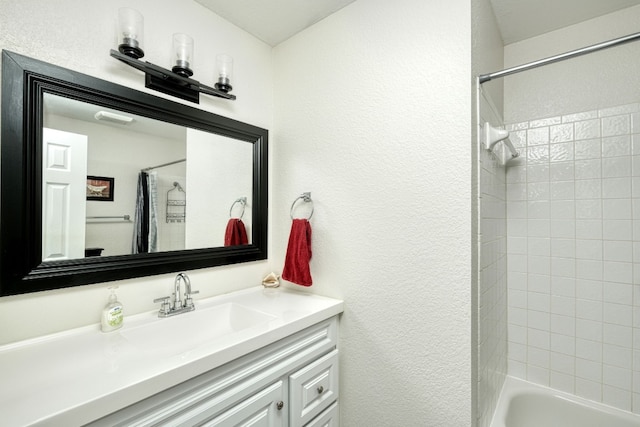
122 302 277 357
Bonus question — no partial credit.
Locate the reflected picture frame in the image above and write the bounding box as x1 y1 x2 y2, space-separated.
86 176 114 201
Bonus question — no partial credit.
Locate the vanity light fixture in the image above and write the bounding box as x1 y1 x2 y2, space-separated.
111 8 236 103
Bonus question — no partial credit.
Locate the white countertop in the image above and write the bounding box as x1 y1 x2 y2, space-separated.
0 286 343 426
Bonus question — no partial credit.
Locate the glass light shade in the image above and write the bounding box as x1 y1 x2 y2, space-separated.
215 54 233 93
118 8 144 59
171 33 194 77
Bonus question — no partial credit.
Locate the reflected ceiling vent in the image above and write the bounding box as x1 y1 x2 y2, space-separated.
94 111 134 125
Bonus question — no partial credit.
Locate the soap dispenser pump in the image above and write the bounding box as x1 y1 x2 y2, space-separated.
101 286 124 332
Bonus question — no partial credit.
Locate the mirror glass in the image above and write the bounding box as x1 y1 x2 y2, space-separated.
42 94 253 259
0 50 268 296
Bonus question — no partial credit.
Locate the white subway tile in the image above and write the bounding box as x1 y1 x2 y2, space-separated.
527 238 550 256
576 220 602 239
602 157 632 178
506 165 527 183
550 219 576 239
527 164 550 182
575 318 602 342
576 356 602 381
528 182 550 200
604 302 633 326
562 110 598 123
551 276 575 297
509 290 527 309
631 113 640 134
603 282 632 305
528 291 550 312
551 371 575 394
550 123 574 143
507 201 527 219
528 273 551 293
528 145 550 164
602 219 632 241
599 104 639 117
551 238 575 258
576 298 603 321
527 127 550 146
527 365 550 386
575 120 601 140
550 142 575 163
603 323 632 348
575 139 602 160
528 220 551 238
634 156 640 176
603 386 631 411
528 346 550 367
551 295 575 316
602 115 631 137
550 181 575 200
602 135 632 158
575 159 602 179
508 272 527 290
508 324 527 344
604 241 633 262
508 360 527 378
603 199 632 220
551 333 575 356
507 219 527 237
603 365 632 390
576 377 602 402
575 279 603 301
602 177 632 198
550 162 575 181
551 314 576 336
530 117 561 128
575 239 603 261
577 340 604 365
576 199 602 219
527 200 549 219
528 310 550 330
603 344 632 369
603 261 633 284
575 179 602 199
551 257 576 278
528 328 550 350
509 342 527 362
509 307 528 327
507 183 528 200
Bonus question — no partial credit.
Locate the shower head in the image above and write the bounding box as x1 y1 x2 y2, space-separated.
483 122 520 166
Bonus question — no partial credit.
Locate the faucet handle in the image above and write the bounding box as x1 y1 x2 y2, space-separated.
153 296 171 316
184 289 199 308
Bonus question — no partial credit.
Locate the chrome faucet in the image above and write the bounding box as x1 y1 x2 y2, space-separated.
153 273 199 318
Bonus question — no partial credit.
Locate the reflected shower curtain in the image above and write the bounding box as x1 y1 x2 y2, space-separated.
132 171 159 253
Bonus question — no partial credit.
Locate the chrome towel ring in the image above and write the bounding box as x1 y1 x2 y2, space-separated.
229 197 247 219
290 192 314 220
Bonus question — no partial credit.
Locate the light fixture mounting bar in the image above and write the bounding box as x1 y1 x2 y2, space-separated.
109 49 236 103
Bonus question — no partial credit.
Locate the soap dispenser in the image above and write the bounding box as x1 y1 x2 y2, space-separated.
101 286 124 332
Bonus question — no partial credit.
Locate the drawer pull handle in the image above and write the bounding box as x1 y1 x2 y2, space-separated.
317 386 324 394
276 401 284 410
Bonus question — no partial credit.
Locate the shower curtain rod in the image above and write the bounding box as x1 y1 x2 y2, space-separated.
141 158 186 172
479 31 640 84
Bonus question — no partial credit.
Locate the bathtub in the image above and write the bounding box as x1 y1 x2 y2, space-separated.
490 376 640 427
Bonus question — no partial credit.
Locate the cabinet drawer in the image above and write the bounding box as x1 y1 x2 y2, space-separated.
289 350 339 427
305 402 339 427
201 381 285 426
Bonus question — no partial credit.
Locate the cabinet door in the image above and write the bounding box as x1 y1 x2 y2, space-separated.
202 381 285 427
305 402 339 427
289 350 339 427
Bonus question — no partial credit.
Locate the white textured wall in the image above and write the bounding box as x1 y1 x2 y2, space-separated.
0 0 273 345
503 5 640 124
273 0 472 425
503 5 640 414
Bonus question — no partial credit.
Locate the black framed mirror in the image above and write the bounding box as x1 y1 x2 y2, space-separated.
0 50 268 296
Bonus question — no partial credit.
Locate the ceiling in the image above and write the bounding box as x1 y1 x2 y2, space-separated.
490 0 640 45
194 0 356 46
195 0 640 47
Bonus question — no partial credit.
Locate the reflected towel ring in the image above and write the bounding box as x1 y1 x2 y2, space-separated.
229 197 247 219
290 192 314 220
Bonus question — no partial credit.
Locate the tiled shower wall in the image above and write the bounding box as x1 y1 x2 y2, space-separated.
478 90 508 427
506 102 640 412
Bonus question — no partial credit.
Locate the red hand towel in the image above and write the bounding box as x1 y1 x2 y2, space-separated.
224 218 248 246
282 219 312 286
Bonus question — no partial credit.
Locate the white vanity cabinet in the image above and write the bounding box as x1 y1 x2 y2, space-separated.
89 317 339 427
